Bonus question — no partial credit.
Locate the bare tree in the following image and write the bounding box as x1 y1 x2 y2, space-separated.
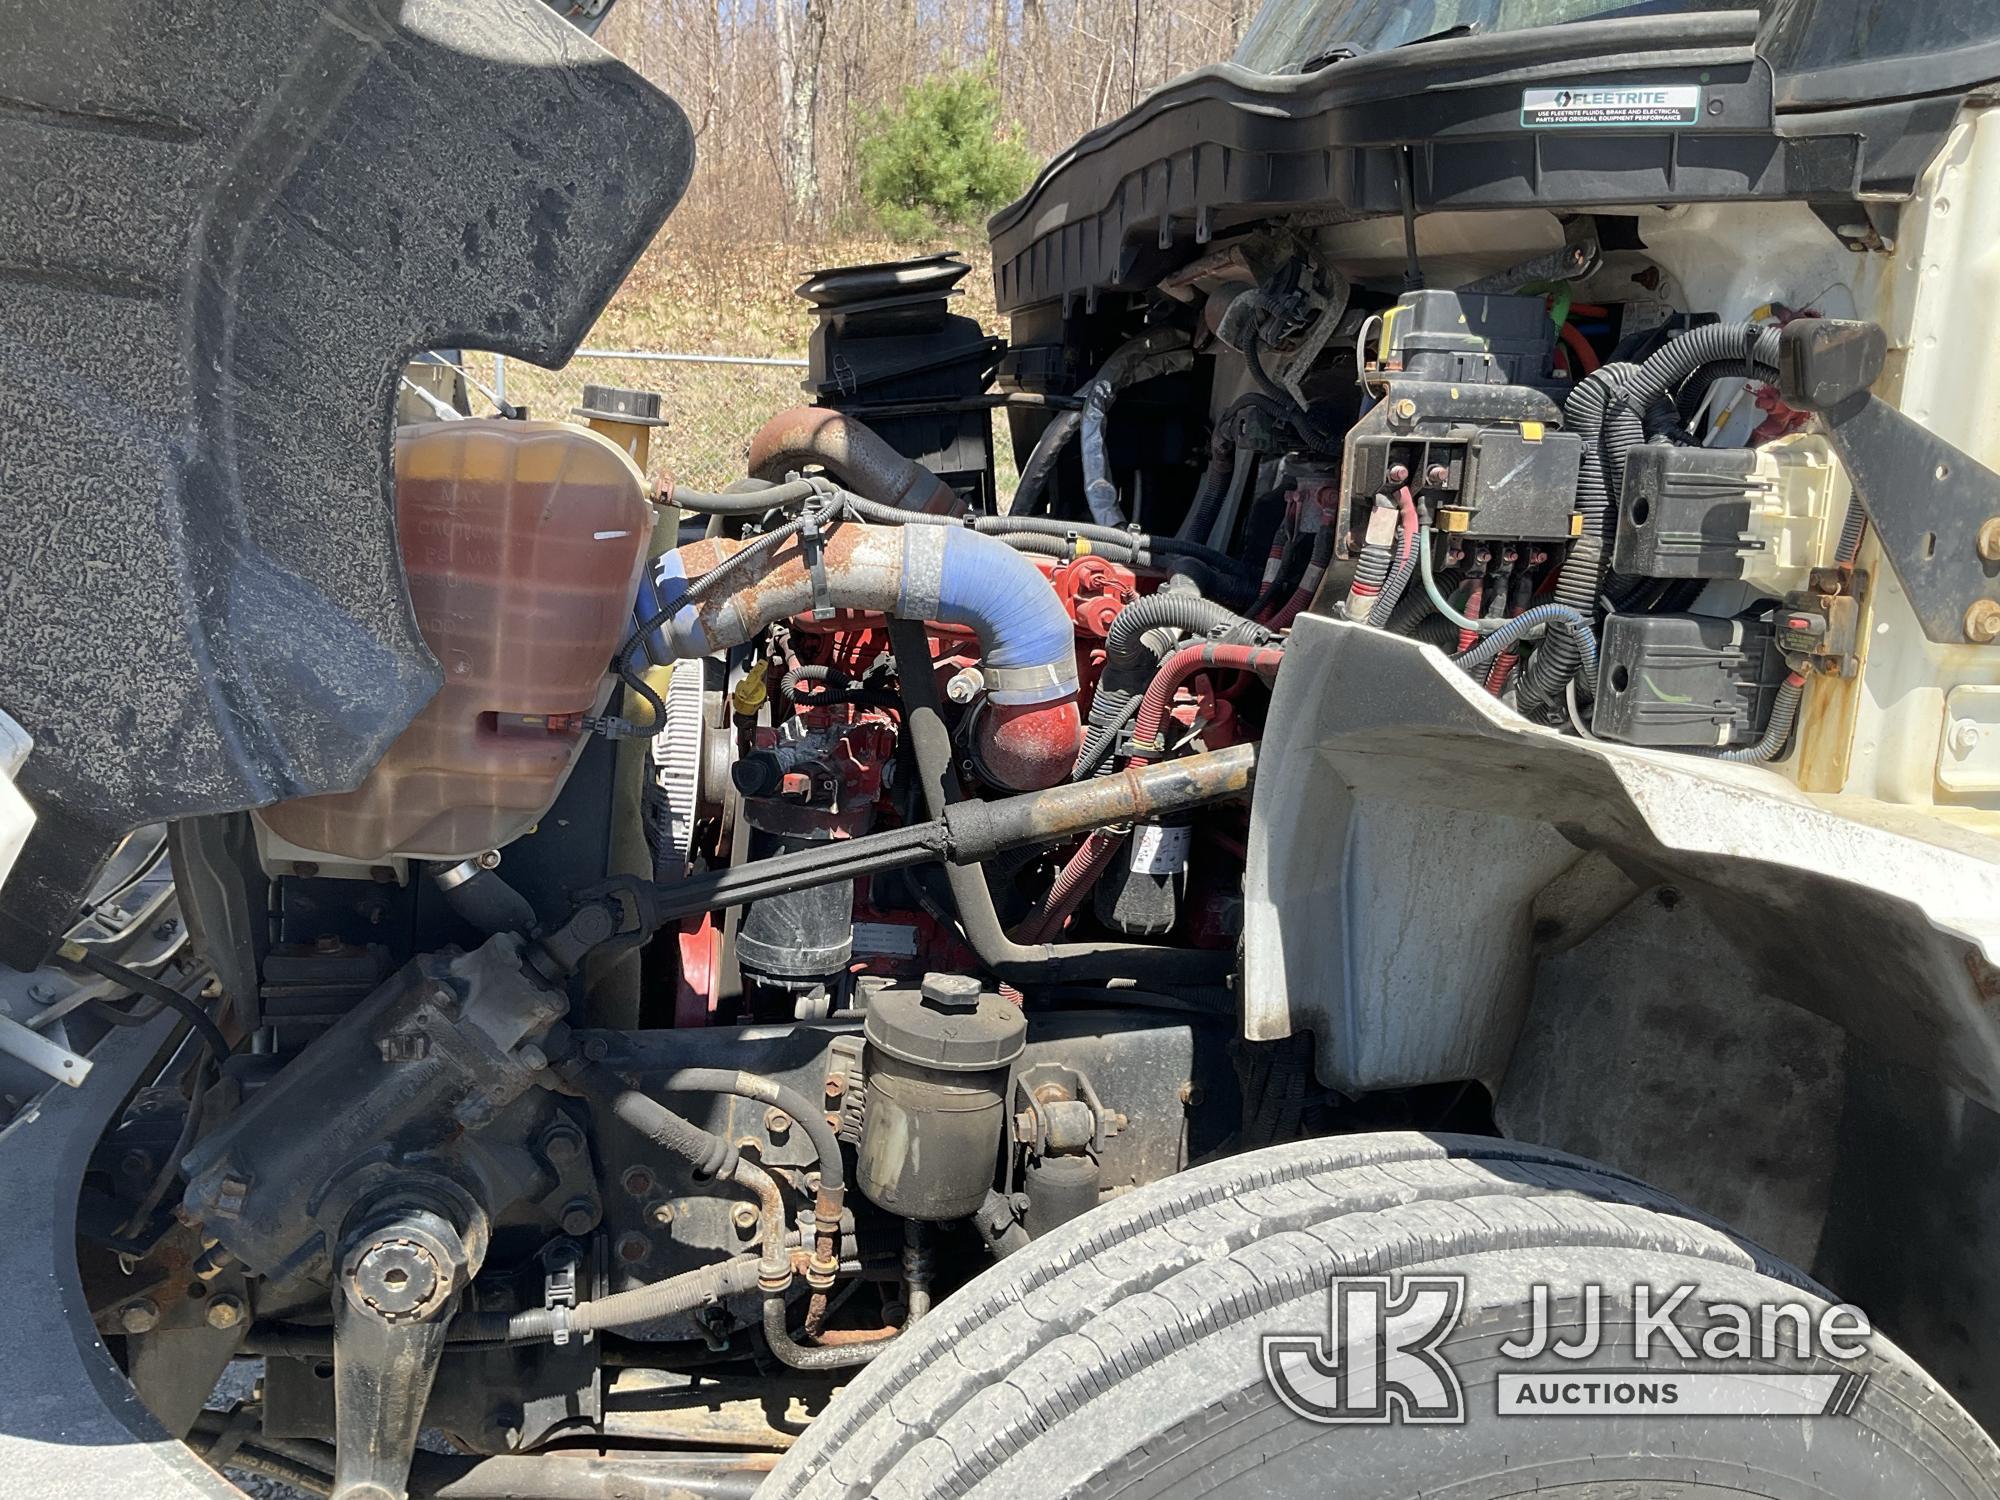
778 0 831 228
602 0 1248 242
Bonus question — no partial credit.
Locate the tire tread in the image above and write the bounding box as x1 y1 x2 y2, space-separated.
769 1133 1810 1500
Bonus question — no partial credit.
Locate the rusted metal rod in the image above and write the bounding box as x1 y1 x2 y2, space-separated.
642 743 1256 930
942 742 1257 861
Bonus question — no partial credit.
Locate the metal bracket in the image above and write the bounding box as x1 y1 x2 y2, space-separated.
799 512 836 622
1776 318 2000 644
0 1010 91 1088
1810 201 1898 254
1813 398 2000 643
1011 1064 1110 1160
1781 569 1868 679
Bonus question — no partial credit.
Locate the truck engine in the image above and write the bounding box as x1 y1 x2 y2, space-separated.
10 4 2000 1499
60 230 1886 1497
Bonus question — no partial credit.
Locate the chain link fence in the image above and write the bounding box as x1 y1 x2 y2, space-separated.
481 350 1019 501
486 350 809 491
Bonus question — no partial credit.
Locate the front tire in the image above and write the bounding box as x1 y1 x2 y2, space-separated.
764 1133 2000 1500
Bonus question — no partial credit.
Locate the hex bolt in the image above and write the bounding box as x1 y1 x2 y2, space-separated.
515 1043 549 1072
620 1166 655 1197
205 1294 246 1331
559 1200 598 1237
542 1126 583 1165
730 1203 761 1235
1391 399 1417 423
764 1107 792 1140
1980 517 2000 563
582 1037 610 1062
118 1298 161 1335
823 1076 846 1100
1965 599 2000 644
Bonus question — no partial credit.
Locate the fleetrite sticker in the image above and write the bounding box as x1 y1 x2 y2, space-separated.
1521 85 1701 127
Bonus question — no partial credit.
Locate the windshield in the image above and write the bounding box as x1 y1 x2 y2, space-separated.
1233 0 2000 79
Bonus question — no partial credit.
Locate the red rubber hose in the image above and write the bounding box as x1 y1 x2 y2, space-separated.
1013 642 1284 943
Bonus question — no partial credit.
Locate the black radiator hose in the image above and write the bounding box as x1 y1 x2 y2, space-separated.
432 861 539 938
1008 408 1083 516
1175 432 1238 545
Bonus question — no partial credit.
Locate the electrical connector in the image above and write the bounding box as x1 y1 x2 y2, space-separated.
732 661 771 717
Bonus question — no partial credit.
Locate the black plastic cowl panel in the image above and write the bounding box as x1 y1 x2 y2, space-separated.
0 0 694 963
985 10 1960 316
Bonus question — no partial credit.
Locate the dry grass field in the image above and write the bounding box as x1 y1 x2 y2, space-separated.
489 234 1016 494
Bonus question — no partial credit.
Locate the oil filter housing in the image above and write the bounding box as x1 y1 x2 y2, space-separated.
856 973 1027 1222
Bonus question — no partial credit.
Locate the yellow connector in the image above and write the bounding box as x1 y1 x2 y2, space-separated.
732 661 770 716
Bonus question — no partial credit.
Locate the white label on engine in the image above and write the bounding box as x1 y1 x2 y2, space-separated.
1129 823 1191 876
1521 85 1700 128
852 922 920 957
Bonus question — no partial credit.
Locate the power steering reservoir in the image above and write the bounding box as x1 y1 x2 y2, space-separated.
856 973 1027 1222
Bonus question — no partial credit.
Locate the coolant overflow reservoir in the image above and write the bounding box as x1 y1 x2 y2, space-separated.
260 419 652 862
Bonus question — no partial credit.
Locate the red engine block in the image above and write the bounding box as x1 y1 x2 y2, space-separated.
669 548 1254 1020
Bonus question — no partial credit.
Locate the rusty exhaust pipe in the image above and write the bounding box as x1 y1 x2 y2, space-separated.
747 406 962 516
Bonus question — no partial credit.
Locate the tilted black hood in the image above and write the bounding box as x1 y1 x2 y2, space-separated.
0 0 694 964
